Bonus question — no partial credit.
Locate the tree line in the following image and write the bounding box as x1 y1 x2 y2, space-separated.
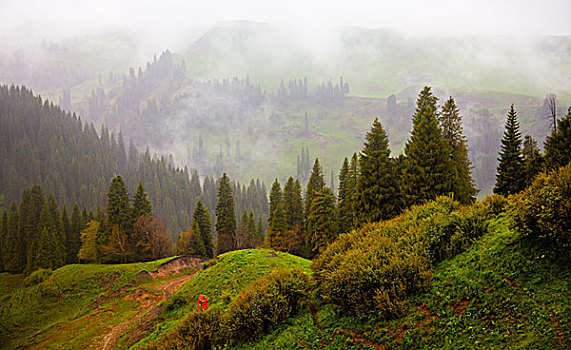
494 104 571 196
265 86 477 258
0 85 269 238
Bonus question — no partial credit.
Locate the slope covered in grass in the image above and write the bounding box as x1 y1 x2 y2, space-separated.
134 249 311 347
0 257 190 349
236 215 570 349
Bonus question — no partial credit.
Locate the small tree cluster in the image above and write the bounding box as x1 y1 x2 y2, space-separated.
77 176 172 263
0 184 89 274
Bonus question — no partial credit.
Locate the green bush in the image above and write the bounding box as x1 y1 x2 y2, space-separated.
143 308 223 350
224 268 310 343
150 268 310 348
312 196 488 319
508 164 571 251
481 194 509 217
23 268 52 287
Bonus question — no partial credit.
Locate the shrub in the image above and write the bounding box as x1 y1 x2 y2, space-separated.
23 268 52 287
312 196 488 319
481 194 509 217
223 268 310 343
508 164 571 251
143 308 223 350
151 268 310 348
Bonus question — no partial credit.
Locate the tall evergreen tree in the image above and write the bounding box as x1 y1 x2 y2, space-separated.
191 200 213 258
306 187 338 257
267 179 286 246
522 135 545 186
67 203 82 264
132 180 152 220
18 185 46 273
0 210 6 271
402 86 452 206
439 97 477 203
4 201 19 272
355 118 401 224
106 175 132 233
494 105 525 195
305 158 325 224
337 157 351 233
283 177 304 230
215 173 236 255
544 107 571 170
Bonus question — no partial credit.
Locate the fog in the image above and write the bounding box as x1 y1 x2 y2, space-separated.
1 0 570 196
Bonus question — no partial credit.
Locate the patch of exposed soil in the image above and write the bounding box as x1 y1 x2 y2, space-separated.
100 270 201 350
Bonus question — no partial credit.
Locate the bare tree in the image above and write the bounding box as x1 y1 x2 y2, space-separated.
545 93 557 132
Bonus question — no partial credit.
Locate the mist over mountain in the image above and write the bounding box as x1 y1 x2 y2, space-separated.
1 20 569 196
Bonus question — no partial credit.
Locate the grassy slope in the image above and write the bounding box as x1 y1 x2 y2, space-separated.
133 249 312 348
236 216 570 349
0 257 187 350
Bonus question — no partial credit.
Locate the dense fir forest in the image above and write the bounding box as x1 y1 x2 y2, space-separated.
0 85 270 241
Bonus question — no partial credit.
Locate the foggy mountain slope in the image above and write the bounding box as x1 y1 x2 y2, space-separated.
180 22 571 97
1 21 569 196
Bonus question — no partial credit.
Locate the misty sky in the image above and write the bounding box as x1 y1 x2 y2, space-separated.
2 0 570 36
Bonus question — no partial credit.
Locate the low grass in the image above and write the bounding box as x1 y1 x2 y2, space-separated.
0 257 180 350
235 215 570 349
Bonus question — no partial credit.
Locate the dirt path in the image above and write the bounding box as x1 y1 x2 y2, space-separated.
100 270 201 350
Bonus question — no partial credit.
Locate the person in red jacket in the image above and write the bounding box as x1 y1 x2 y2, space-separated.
197 295 209 310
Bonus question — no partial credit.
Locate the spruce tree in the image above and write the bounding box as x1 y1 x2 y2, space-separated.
0 210 6 271
267 179 286 246
439 97 477 203
306 187 338 257
19 185 46 273
68 203 82 264
192 200 213 258
544 107 571 170
355 118 401 224
106 175 132 234
215 173 236 255
337 157 351 233
4 201 19 272
132 180 152 220
283 177 304 230
494 105 525 195
305 158 325 224
402 86 452 206
522 135 545 186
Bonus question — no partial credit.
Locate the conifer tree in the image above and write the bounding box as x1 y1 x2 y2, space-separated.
256 217 264 245
522 135 545 186
106 175 132 233
4 201 19 272
176 230 204 256
0 210 6 271
355 118 401 224
132 180 152 220
337 157 351 233
191 200 213 258
267 179 286 246
544 107 571 170
190 169 202 200
305 158 325 224
62 205 71 263
439 97 477 203
215 173 236 255
402 86 452 206
494 105 525 195
283 177 304 230
68 203 82 264
19 185 46 273
306 187 338 257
